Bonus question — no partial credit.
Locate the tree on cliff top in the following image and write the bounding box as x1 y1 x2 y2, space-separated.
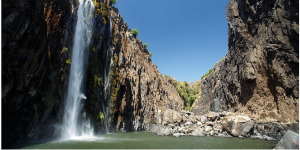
112 0 117 6
132 28 139 37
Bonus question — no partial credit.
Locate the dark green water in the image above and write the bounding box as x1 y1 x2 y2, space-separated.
11 131 277 149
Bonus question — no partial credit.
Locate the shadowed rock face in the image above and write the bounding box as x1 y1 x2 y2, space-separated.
2 0 72 146
191 0 299 123
2 0 184 146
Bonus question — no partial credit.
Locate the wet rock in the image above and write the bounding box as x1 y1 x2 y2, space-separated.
209 130 214 136
173 133 181 137
263 135 276 141
251 132 264 140
191 130 205 137
216 132 232 138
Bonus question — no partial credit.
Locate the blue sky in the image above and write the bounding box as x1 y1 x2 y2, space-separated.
115 0 230 82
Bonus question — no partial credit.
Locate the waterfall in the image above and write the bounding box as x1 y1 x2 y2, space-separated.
102 15 113 133
62 0 95 139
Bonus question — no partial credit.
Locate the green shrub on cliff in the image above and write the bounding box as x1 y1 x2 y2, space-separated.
164 74 171 79
149 52 153 57
112 0 117 6
201 68 213 80
132 28 139 36
99 111 104 125
164 76 201 111
143 43 148 50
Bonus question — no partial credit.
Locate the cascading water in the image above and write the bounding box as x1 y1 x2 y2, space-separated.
62 0 95 139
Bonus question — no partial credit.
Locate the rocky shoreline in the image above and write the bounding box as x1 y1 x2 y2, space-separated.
147 109 298 141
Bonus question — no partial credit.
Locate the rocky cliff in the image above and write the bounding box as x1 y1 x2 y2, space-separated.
191 59 225 115
2 0 72 145
191 0 299 123
2 0 184 146
92 7 184 133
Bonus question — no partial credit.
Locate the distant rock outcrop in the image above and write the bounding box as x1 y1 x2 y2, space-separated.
191 0 299 123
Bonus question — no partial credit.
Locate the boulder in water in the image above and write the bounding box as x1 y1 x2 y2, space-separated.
173 133 181 137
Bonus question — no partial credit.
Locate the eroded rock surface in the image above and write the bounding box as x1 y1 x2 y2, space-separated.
191 0 299 123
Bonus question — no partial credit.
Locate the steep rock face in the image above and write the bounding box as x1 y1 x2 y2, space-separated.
99 8 185 132
191 59 225 115
2 0 72 145
2 0 184 146
191 0 299 123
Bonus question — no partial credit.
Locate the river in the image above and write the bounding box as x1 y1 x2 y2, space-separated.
9 131 277 149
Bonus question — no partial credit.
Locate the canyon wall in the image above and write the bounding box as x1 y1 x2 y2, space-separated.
191 0 299 123
2 0 184 146
87 6 184 134
2 0 72 145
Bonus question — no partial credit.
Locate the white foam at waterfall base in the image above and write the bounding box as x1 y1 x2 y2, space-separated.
61 0 95 139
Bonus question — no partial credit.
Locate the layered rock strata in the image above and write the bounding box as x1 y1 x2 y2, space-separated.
191 0 299 123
